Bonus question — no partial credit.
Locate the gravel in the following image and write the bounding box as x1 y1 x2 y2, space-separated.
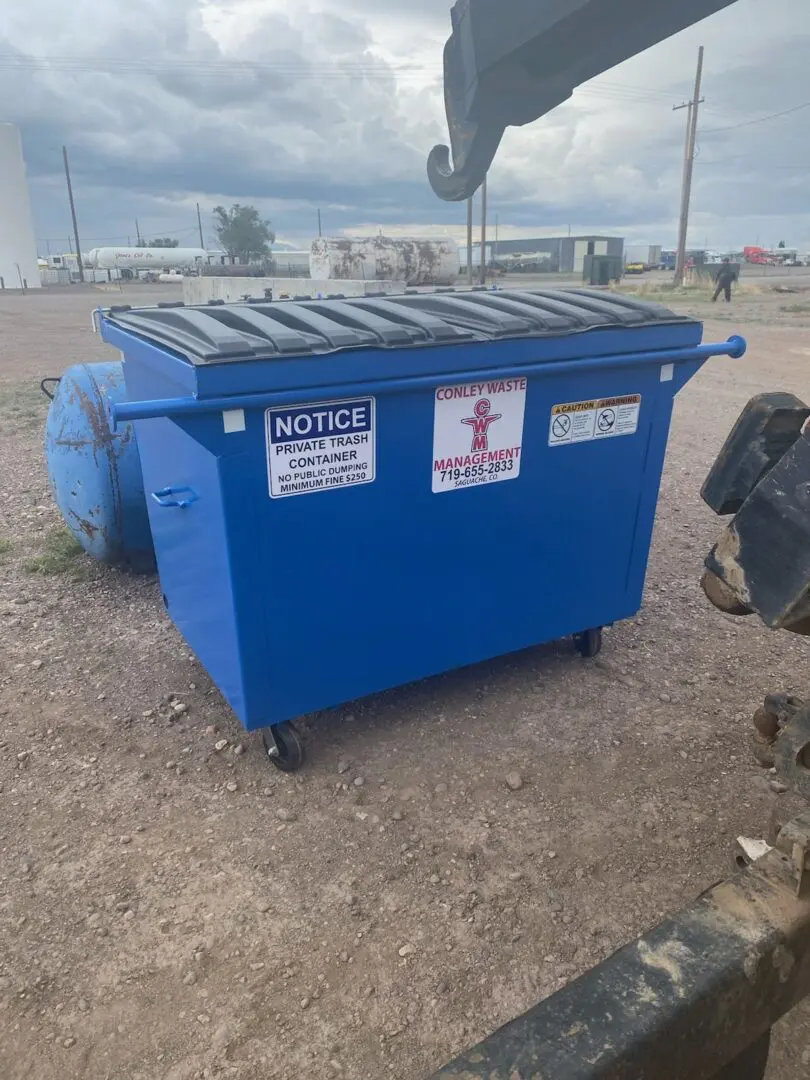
505 772 524 792
1 286 809 1080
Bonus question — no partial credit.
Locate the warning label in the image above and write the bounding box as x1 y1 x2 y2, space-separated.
432 377 527 493
548 394 641 447
265 397 375 498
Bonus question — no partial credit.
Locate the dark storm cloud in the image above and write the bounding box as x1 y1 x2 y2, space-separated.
1 2 412 170
1 0 437 243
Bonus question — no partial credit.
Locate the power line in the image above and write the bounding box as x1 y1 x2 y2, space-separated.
0 53 421 69
697 159 810 168
575 86 672 106
0 52 721 119
701 99 810 134
0 54 672 83
0 54 435 78
3 50 803 129
0 53 703 105
37 225 200 245
598 80 674 100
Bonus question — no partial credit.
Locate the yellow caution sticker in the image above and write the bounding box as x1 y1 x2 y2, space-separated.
549 394 641 446
551 400 597 414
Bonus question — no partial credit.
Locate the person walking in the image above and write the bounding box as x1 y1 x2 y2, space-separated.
712 258 738 303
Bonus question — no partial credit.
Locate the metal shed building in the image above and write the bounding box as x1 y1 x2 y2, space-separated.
483 235 624 273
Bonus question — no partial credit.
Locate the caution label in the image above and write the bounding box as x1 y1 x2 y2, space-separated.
265 397 375 497
548 394 641 447
432 377 528 493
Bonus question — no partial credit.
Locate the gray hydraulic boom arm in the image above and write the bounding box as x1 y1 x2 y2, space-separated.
428 0 739 201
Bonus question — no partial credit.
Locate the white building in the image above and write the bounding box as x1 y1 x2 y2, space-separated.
0 123 40 289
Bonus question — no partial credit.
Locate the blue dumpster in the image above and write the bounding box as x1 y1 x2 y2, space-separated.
101 290 744 768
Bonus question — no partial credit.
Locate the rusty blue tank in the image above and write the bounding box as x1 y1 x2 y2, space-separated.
44 361 154 571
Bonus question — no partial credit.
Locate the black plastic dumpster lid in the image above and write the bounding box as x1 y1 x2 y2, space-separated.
102 289 695 365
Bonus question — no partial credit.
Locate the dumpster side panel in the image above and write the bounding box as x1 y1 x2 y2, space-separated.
123 357 277 726
623 358 704 605
130 413 260 722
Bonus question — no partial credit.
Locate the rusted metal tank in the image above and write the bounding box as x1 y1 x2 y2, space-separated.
44 362 155 572
309 236 459 286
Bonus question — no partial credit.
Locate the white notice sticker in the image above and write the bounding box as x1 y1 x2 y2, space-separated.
265 397 375 498
432 377 527 493
549 394 641 447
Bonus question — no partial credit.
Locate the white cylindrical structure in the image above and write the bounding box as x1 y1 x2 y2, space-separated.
0 124 40 290
89 247 208 270
310 236 459 286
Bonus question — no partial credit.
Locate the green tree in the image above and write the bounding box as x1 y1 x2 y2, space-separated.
213 204 275 262
135 237 180 248
778 240 786 248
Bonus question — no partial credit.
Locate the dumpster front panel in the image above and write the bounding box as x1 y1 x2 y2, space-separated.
104 291 721 732
248 362 673 725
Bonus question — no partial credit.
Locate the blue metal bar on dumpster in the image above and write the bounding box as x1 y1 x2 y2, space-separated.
111 336 746 425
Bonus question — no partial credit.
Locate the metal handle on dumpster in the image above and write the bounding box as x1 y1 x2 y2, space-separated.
111 336 747 425
151 486 199 509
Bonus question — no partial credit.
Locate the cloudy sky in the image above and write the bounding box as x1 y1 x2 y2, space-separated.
1 0 808 254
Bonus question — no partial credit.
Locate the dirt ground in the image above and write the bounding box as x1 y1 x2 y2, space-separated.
2 281 810 1080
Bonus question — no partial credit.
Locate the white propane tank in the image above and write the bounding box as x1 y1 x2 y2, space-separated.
310 236 459 286
89 247 208 270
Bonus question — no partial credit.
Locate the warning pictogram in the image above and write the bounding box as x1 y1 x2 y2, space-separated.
597 408 616 433
551 414 571 440
549 394 641 446
548 399 597 445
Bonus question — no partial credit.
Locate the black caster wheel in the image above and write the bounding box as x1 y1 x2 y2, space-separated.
261 721 304 772
574 627 602 658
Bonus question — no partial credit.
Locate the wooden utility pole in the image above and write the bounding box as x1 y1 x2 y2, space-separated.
62 146 84 282
673 46 704 284
479 175 488 286
466 196 474 286
317 209 322 238
674 100 693 278
196 202 205 249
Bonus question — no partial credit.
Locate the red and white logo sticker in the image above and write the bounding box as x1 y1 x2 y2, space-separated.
432 377 527 493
